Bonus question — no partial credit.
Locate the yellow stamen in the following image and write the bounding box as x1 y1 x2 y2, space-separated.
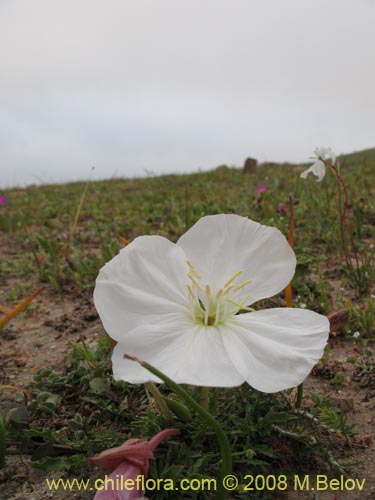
185 264 253 327
224 270 242 289
186 284 195 299
187 273 203 291
186 260 201 279
233 279 253 292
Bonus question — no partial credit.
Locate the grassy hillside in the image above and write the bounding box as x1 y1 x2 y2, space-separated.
1 148 375 500
1 148 374 304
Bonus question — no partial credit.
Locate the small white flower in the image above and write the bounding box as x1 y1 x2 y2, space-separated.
353 331 360 339
94 215 329 393
301 147 336 182
315 147 336 165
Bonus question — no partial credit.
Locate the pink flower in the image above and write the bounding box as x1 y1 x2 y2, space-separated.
277 204 286 214
255 184 267 194
90 429 180 499
0 195 7 206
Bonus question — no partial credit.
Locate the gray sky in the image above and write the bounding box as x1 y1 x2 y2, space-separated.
0 0 374 187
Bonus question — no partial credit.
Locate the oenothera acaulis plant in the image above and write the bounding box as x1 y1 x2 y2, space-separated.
301 147 372 295
93 214 329 499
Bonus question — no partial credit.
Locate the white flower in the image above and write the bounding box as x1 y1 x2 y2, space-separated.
301 147 336 182
94 215 329 393
352 331 360 339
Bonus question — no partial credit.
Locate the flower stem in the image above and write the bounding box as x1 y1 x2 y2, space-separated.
284 197 304 408
199 386 209 410
125 354 232 500
0 287 44 330
284 196 294 308
328 161 363 294
295 384 304 408
145 382 173 422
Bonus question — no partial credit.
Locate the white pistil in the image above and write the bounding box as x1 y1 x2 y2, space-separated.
227 294 251 315
214 300 221 326
204 303 210 325
185 261 253 326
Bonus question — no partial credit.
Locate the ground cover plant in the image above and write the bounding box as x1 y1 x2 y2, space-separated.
0 148 375 499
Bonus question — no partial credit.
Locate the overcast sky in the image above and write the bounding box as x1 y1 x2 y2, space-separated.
0 0 374 187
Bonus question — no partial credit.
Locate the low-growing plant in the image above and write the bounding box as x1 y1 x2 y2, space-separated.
3 339 354 500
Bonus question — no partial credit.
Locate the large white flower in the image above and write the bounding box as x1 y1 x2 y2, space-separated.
94 215 329 393
301 147 336 182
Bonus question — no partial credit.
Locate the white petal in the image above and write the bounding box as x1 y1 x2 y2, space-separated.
312 159 326 181
314 146 336 165
322 147 336 164
94 236 189 341
301 160 326 181
313 147 321 159
177 214 296 306
314 146 329 159
327 149 336 164
300 166 313 179
112 313 244 387
221 308 329 393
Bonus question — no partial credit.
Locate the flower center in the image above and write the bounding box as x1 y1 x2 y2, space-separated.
185 260 253 327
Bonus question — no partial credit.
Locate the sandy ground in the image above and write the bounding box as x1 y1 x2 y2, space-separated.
1 271 374 500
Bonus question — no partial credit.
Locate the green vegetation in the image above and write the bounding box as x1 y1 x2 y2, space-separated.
1 148 374 498
1 149 374 301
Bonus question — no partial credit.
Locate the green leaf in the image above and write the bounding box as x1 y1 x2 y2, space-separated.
8 406 29 429
25 428 55 441
164 397 192 422
32 443 64 461
259 410 298 428
31 454 85 472
254 444 279 459
89 377 110 394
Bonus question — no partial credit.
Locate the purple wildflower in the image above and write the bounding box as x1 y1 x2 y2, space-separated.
255 184 267 194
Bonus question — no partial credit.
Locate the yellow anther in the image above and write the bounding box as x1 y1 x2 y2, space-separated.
233 279 253 292
224 270 242 289
186 260 201 279
188 273 203 291
186 284 195 299
186 263 253 327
